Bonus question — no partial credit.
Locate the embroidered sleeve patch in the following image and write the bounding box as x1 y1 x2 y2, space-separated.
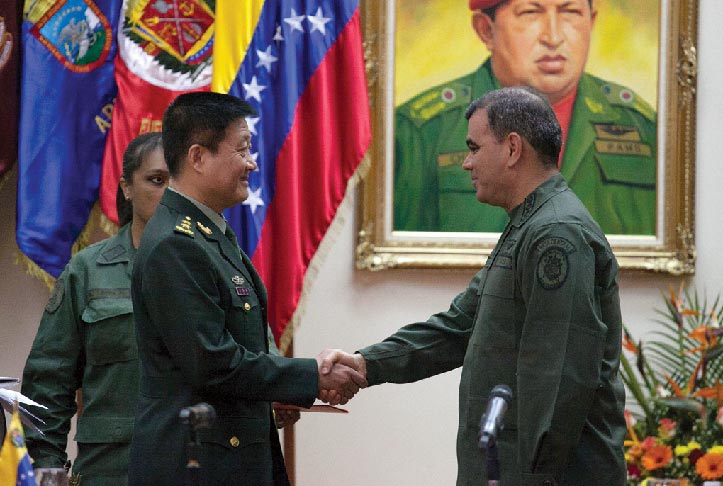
45 278 65 314
537 247 569 290
535 236 576 290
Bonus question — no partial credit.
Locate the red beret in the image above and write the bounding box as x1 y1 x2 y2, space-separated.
469 0 504 9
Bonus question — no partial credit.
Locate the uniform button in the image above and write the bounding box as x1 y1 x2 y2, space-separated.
244 302 251 311
229 436 240 447
542 480 553 486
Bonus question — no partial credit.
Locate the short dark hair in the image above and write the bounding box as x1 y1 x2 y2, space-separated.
116 132 164 226
465 86 562 167
162 92 256 176
482 0 593 20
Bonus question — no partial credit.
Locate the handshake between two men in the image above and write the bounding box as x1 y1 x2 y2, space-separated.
315 349 368 406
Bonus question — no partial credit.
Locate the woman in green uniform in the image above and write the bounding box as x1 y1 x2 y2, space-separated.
21 132 168 486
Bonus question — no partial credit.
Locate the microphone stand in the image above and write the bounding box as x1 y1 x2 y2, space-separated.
485 439 501 486
478 384 512 486
185 426 202 486
180 403 216 486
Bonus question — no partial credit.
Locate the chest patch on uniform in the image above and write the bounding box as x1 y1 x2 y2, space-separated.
594 140 652 157
46 278 65 314
594 124 641 141
494 238 517 269
593 124 652 156
88 288 131 300
100 244 126 262
437 151 467 167
236 287 251 296
535 237 576 290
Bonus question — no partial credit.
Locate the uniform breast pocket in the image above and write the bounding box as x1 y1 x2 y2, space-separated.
81 297 137 365
479 266 516 317
229 288 265 349
474 265 518 356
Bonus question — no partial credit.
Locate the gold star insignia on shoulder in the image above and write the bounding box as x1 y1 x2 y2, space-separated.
197 221 212 235
174 215 195 237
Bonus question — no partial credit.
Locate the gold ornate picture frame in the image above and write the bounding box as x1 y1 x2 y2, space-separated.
356 0 697 274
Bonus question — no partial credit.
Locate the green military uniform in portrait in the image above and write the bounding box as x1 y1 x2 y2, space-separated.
394 59 657 235
128 189 318 486
22 224 139 486
360 174 626 485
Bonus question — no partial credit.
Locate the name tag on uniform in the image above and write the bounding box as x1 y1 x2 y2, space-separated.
236 287 251 296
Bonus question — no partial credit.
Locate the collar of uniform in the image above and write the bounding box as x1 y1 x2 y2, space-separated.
97 223 135 265
508 172 568 227
167 186 227 233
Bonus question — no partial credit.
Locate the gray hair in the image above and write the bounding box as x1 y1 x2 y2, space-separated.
465 86 562 167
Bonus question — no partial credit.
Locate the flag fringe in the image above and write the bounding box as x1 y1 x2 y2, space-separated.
14 251 56 291
278 153 372 355
99 212 120 237
15 203 107 290
0 163 17 195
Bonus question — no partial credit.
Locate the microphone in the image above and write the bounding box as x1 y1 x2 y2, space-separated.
179 402 216 430
478 384 513 449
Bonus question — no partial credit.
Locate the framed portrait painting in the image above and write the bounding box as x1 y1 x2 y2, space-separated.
356 0 697 274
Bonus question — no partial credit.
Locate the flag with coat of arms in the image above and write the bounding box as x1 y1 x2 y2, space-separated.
0 407 37 486
16 0 370 349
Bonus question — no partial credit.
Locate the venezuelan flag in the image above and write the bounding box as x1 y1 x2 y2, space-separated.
213 0 370 349
0 408 37 486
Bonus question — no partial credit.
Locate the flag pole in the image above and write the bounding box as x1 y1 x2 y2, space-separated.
283 339 296 486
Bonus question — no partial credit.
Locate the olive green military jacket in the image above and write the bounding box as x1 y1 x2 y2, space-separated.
22 224 138 485
360 174 626 486
128 189 318 486
394 59 657 235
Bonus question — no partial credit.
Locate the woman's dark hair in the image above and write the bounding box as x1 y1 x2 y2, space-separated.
115 132 164 226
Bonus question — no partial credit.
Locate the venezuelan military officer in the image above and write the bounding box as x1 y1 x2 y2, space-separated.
321 87 627 485
128 92 366 486
22 133 169 485
394 0 656 235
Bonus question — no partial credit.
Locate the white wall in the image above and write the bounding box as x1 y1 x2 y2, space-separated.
292 1 723 484
0 2 721 485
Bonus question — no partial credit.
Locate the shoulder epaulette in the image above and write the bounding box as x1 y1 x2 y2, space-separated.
598 81 656 122
174 215 195 238
399 80 473 127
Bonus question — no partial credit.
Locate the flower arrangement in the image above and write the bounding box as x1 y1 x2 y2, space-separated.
621 286 723 486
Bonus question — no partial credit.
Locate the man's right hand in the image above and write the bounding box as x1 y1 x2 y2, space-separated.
315 349 368 405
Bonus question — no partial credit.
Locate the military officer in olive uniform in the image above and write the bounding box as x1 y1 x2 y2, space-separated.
321 88 626 485
128 92 365 486
22 133 168 485
394 0 656 235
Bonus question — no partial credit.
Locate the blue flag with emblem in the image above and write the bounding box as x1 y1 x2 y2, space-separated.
17 0 122 279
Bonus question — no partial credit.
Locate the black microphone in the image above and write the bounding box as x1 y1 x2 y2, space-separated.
179 402 216 430
478 384 513 449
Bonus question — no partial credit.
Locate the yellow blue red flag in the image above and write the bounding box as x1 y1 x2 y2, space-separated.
212 0 371 349
0 408 37 486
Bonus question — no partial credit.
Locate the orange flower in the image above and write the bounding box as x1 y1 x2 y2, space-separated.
695 379 723 409
623 330 639 354
687 325 719 352
641 445 673 470
696 452 723 480
627 443 644 460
